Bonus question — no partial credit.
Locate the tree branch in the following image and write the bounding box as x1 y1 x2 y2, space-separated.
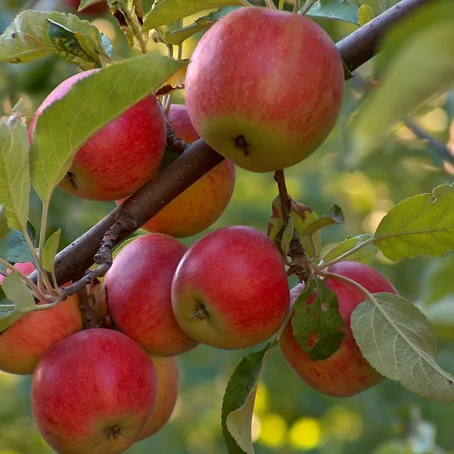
31 0 432 288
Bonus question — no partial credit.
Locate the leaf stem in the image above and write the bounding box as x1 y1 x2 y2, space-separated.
293 0 302 13
318 236 377 268
264 0 277 9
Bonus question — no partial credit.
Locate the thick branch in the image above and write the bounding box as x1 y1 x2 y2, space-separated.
35 0 430 287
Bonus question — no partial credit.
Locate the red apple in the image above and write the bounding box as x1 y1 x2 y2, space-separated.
117 104 236 238
185 7 344 172
171 225 290 349
279 261 398 397
0 263 83 375
104 233 198 356
139 355 179 440
31 328 157 454
29 70 167 201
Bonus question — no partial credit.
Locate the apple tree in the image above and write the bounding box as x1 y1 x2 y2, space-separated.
1 0 454 453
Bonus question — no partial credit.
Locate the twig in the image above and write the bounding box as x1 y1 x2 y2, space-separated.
405 120 454 165
274 170 291 221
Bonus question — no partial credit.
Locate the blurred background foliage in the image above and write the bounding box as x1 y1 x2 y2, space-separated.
1 0 454 453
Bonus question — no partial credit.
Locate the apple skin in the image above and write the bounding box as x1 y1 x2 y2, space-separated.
104 233 198 356
29 70 166 201
171 225 290 349
31 328 157 454
0 263 83 375
279 261 398 397
139 355 179 440
185 7 344 173
118 104 236 238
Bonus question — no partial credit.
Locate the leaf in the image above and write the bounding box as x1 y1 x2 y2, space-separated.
222 343 276 454
421 254 454 306
305 0 359 25
30 53 185 203
0 113 30 231
47 18 113 70
0 206 8 242
351 4 454 157
374 184 454 261
280 216 294 259
79 0 107 11
48 20 100 70
11 98 33 124
0 229 35 264
321 233 379 265
292 278 345 361
267 197 321 259
358 4 374 25
0 270 37 332
41 230 61 272
142 0 243 33
0 10 113 64
301 204 344 236
351 293 454 402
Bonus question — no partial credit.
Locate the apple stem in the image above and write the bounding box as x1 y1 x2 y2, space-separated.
166 120 190 155
299 0 315 15
264 0 277 9
293 0 302 14
274 170 291 221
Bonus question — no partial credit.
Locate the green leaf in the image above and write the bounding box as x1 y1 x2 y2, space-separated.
11 98 33 124
222 343 276 454
142 0 244 33
0 270 37 332
421 254 454 306
0 286 16 328
0 206 8 242
0 229 35 264
47 18 113 70
358 4 374 25
374 184 454 261
79 0 107 11
301 204 344 236
280 216 294 259
292 278 345 361
351 293 454 402
351 4 454 157
0 10 113 64
305 0 359 25
41 230 61 272
30 52 185 203
321 233 378 265
0 113 30 231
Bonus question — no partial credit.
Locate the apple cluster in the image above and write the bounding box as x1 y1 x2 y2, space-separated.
1 6 401 454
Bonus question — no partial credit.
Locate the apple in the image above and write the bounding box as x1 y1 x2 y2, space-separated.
139 355 179 440
29 70 167 201
0 263 83 375
279 261 398 397
104 233 198 356
117 104 236 238
31 328 157 454
171 225 290 349
185 7 344 172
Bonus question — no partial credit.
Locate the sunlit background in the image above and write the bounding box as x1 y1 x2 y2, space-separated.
1 0 454 452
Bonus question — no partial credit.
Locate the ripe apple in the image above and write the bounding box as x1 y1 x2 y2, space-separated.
104 233 198 356
31 328 157 454
171 225 290 349
139 355 179 440
29 70 167 201
117 104 236 238
0 263 83 375
279 261 398 397
185 7 344 172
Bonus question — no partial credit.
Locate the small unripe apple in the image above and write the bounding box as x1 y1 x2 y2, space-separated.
171 226 290 349
0 263 83 375
118 104 236 238
31 328 157 454
279 261 397 397
185 7 344 172
104 233 198 356
139 355 179 440
29 70 167 201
